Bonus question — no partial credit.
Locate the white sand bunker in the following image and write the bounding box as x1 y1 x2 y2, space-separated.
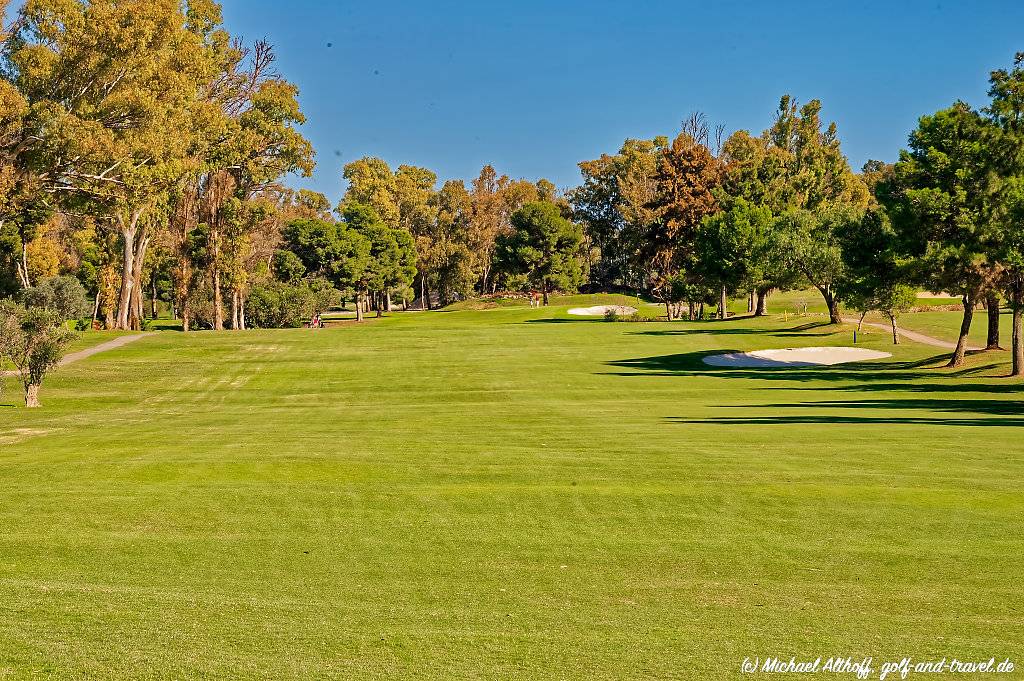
703 346 892 368
567 305 638 316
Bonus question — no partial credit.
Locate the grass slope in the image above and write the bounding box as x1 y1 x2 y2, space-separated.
1 303 1021 678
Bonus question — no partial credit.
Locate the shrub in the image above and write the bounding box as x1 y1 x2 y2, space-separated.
18 275 91 321
607 310 659 323
246 279 341 329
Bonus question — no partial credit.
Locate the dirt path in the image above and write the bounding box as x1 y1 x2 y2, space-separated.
2 333 151 378
841 318 981 351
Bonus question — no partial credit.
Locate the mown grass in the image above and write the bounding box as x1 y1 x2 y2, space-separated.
0 299 1021 678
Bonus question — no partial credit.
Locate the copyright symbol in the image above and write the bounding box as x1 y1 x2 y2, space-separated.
741 657 758 674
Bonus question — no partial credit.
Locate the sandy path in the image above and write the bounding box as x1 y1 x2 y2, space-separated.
842 318 981 351
2 333 151 378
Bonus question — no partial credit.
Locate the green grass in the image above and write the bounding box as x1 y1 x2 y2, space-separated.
1 300 1022 678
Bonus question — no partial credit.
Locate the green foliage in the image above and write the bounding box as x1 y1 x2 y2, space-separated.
272 249 307 284
495 202 587 297
838 208 914 318
340 202 418 297
425 180 476 305
695 198 775 294
888 101 1000 298
245 279 340 329
18 275 91 321
282 217 371 294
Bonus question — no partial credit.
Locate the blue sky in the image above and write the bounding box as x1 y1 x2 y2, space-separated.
220 0 1024 202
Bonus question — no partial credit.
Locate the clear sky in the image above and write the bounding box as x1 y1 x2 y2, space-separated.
220 0 1024 202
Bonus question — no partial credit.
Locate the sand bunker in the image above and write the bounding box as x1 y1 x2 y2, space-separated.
703 346 892 368
567 305 638 316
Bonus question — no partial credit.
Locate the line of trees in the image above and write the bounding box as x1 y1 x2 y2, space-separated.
0 0 313 333
4 1 1024 384
570 54 1024 376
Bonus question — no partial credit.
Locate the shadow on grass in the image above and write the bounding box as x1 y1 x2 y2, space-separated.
602 349 954 383
767 380 1023 394
669 397 1024 427
630 321 838 339
523 318 600 324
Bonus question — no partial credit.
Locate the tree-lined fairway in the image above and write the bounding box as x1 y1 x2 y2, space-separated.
2 303 1022 678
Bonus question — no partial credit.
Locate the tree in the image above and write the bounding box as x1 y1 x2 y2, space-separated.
986 52 1024 376
172 35 314 332
888 102 1000 367
776 207 856 324
495 202 586 305
425 180 475 306
694 198 775 319
281 216 370 320
619 118 722 316
571 137 668 290
468 165 507 293
339 157 399 224
837 208 917 343
338 203 415 317
766 97 869 323
0 302 76 407
715 130 802 314
393 165 438 307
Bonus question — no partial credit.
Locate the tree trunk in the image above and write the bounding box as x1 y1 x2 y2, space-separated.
231 289 240 330
816 286 841 324
240 295 247 331
17 241 31 289
92 291 101 328
115 225 137 330
719 286 727 320
385 292 392 312
747 291 754 313
129 278 142 330
212 264 224 331
1013 303 1023 377
755 288 769 316
1012 279 1023 377
150 278 158 320
542 280 550 306
889 315 900 344
947 293 976 368
420 273 428 311
25 383 41 408
664 302 673 321
858 311 867 334
986 290 1001 350
356 290 365 322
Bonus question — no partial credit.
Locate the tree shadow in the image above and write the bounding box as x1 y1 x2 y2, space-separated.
763 380 1023 395
602 350 952 383
670 397 1024 427
630 321 838 339
522 318 599 324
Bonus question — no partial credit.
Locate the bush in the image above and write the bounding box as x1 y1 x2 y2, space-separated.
607 310 659 323
18 275 91 321
246 279 341 329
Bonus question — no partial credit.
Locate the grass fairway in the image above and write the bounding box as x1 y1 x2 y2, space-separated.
1 302 1022 678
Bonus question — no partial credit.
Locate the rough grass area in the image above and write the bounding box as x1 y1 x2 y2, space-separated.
1 299 1021 678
